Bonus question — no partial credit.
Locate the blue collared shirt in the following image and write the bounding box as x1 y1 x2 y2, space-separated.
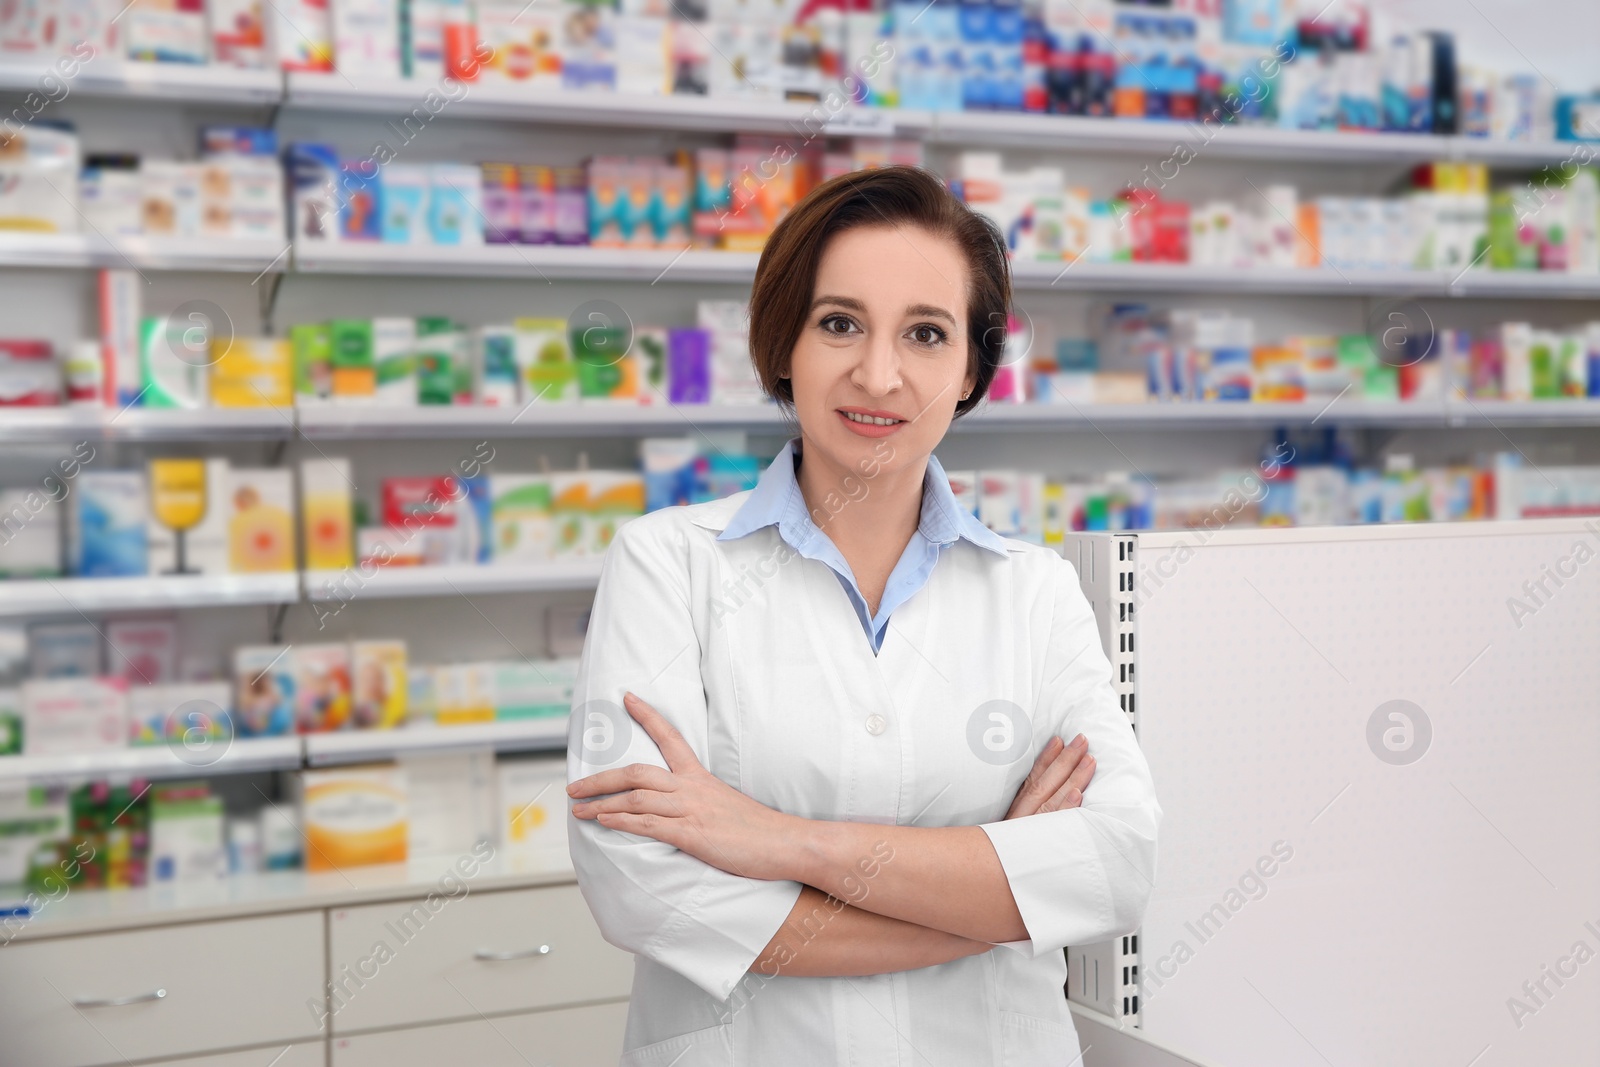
716 437 1011 654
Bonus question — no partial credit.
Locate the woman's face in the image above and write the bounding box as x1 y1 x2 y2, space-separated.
788 223 974 480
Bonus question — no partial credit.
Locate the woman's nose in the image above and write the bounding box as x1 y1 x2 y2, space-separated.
850 335 902 396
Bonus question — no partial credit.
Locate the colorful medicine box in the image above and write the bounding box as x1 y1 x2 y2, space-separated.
351 640 407 729
69 471 148 578
234 645 294 737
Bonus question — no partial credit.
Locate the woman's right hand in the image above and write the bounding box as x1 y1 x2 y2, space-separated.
1004 734 1095 819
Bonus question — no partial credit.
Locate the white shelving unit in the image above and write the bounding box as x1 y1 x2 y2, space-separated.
303 560 605 600
279 71 1593 167
294 401 789 439
10 57 1582 168
0 565 598 620
0 573 300 618
0 58 281 104
283 71 922 136
8 399 1598 445
926 109 1597 166
289 241 1600 297
0 407 293 441
302 717 569 766
0 736 303 784
1013 261 1600 298
0 233 290 273
0 722 569 783
292 239 763 282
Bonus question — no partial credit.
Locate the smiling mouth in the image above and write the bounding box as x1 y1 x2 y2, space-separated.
840 411 906 426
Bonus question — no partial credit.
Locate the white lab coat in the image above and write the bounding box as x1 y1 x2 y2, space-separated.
566 492 1162 1066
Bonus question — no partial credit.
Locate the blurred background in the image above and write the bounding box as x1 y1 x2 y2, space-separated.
1 0 1597 1064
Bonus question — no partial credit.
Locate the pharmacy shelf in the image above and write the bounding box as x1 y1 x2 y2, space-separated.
927 110 1594 167
0 58 281 105
1010 260 1600 298
288 242 1600 298
0 233 290 273
294 399 1600 440
302 717 569 767
295 402 789 439
0 573 300 617
291 238 761 282
1443 398 1600 427
0 736 304 785
3 57 1579 164
0 720 568 785
303 560 605 600
975 398 1600 429
964 400 1453 430
280 72 1583 165
6 398 1598 448
0 407 292 441
283 71 928 137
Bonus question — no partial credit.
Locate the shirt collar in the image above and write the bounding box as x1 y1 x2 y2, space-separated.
718 437 1011 557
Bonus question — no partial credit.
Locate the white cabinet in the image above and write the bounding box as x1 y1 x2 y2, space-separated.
3 869 632 1067
330 1001 629 1067
0 912 324 1067
326 883 634 1034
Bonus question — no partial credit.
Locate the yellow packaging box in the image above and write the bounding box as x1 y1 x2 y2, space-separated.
211 336 292 407
300 764 408 872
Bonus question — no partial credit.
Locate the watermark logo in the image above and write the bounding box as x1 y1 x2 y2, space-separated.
1506 920 1600 1031
164 698 234 767
1366 297 1435 370
1142 840 1295 999
163 299 234 368
567 298 634 369
1366 699 1431 766
1506 523 1599 630
966 699 1033 765
577 698 633 767
981 306 1037 370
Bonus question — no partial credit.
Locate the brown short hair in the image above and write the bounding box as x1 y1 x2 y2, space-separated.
747 165 1012 418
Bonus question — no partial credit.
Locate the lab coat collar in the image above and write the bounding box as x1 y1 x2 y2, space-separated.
711 437 1010 557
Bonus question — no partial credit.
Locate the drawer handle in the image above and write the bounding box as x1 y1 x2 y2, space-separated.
474 945 552 962
73 989 167 1009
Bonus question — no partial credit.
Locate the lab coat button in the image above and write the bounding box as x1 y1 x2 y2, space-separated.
865 714 888 736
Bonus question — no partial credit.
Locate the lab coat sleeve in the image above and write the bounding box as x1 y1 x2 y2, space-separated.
566 514 804 1002
978 554 1162 957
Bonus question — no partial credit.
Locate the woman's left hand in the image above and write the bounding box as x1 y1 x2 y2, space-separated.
568 692 795 882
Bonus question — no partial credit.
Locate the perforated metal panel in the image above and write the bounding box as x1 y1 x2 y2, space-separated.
1062 533 1142 1026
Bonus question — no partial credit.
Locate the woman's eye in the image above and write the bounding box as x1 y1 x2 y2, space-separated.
820 315 857 335
909 325 946 346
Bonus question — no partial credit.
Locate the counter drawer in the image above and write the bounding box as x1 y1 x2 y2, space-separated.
0 911 325 1067
327 881 633 1033
139 1042 324 1067
331 1001 628 1067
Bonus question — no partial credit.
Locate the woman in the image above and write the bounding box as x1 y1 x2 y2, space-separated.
566 165 1161 1066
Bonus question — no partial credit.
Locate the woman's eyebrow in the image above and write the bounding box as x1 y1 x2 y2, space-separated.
811 295 957 326
905 303 957 326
